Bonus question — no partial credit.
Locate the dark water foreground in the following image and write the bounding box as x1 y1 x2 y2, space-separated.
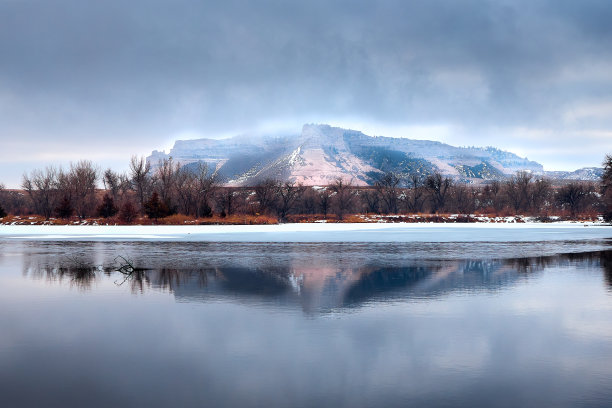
1 239 612 407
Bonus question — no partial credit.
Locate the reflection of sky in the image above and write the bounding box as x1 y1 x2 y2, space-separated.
1 241 612 407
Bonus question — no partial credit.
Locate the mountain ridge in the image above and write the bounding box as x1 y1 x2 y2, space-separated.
148 124 601 185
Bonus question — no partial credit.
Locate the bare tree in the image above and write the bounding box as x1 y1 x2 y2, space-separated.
172 162 218 217
530 177 551 215
318 187 333 218
276 181 305 221
175 167 196 216
482 180 503 211
22 166 58 219
193 162 217 217
103 171 132 206
103 168 123 201
557 182 589 217
298 187 318 214
154 157 180 208
0 183 27 215
254 179 279 215
375 172 401 214
216 188 236 217
361 189 381 214
330 178 356 220
425 173 452 213
404 173 425 213
505 171 533 213
451 184 476 214
53 167 73 218
69 160 99 218
129 156 152 214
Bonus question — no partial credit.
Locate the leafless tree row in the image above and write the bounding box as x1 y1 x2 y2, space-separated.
1 156 610 222
21 160 99 219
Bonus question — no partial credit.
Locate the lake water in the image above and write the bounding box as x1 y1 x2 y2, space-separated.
1 238 612 407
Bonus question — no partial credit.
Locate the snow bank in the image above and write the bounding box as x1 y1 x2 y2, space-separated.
1 223 611 242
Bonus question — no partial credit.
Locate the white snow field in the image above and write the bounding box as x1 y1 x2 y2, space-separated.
0 223 611 242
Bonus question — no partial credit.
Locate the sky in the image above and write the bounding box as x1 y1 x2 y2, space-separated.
1 0 612 187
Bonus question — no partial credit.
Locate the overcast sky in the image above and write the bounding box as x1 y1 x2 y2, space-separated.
2 0 612 186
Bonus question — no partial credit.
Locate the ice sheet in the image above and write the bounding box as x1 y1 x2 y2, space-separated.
1 223 611 242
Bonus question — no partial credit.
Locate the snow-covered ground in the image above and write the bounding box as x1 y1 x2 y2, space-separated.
0 223 611 242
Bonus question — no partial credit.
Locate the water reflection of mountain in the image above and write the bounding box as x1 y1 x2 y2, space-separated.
164 260 522 312
164 251 612 313
148 267 298 305
343 261 507 307
21 244 612 313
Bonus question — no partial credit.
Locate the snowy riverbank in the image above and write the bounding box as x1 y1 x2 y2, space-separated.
1 223 611 242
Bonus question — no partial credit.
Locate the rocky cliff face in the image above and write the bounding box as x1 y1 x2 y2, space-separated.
148 124 596 185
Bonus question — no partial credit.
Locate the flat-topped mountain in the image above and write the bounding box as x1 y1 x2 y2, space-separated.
148 124 597 185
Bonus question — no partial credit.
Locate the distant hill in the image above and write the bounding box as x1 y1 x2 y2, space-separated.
543 167 603 182
148 124 600 185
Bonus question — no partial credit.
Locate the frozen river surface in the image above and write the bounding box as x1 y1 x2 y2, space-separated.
1 222 611 242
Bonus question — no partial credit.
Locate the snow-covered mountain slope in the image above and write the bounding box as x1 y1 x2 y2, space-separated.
148 124 598 185
543 167 604 182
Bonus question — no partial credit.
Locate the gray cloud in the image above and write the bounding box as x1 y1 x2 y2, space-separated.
1 0 612 185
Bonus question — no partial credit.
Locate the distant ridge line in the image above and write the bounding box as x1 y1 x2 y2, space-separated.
148 124 602 185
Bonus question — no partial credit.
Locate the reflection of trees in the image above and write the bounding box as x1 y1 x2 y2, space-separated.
599 251 612 289
504 251 610 275
111 265 293 296
504 256 553 274
21 248 612 310
342 251 612 308
118 269 147 293
155 268 209 291
111 256 150 293
504 251 612 290
23 255 99 290
143 268 212 295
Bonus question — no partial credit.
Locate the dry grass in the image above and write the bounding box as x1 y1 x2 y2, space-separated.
198 214 279 225
286 214 338 223
98 214 279 225
0 215 73 225
0 211 604 225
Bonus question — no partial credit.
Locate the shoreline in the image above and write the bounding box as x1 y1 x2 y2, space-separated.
1 222 611 242
0 213 605 226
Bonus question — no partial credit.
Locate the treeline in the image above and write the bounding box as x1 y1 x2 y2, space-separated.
1 155 612 222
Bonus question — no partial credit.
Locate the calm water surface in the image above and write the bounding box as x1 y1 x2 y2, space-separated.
1 239 612 407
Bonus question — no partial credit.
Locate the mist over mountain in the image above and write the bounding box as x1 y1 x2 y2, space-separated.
148 124 600 186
